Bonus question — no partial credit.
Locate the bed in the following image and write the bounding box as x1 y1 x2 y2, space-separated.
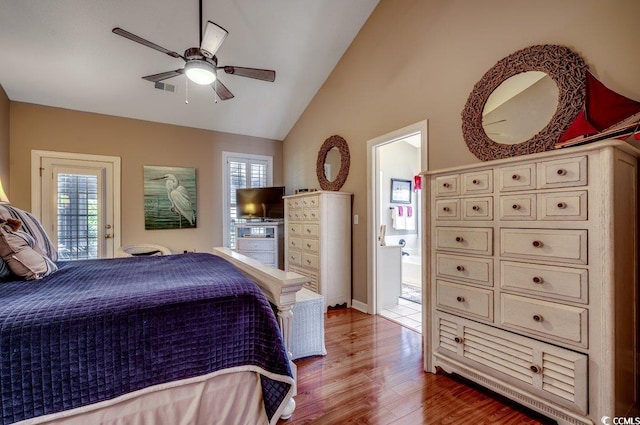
0 205 307 425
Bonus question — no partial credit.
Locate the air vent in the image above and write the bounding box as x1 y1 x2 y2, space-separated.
154 82 175 92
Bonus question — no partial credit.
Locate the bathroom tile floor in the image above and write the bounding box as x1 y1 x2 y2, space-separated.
380 297 422 333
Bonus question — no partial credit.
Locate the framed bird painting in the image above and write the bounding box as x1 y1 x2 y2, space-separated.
144 165 197 229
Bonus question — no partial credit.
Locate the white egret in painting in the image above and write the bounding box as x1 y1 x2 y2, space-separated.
151 174 195 226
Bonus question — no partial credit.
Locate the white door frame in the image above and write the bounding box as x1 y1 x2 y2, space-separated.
31 150 122 258
366 120 428 314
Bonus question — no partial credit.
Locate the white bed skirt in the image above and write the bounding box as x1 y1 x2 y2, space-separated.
15 368 290 425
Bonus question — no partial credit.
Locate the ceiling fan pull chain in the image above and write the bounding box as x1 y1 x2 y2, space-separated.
185 79 189 104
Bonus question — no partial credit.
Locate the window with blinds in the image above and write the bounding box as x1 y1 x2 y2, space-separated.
57 173 99 260
227 156 270 249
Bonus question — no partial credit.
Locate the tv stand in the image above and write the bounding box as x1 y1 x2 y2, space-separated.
235 222 284 269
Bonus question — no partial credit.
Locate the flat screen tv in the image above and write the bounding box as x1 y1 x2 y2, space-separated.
236 186 285 219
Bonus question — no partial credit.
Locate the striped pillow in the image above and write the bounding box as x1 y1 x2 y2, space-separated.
0 205 58 262
0 223 58 280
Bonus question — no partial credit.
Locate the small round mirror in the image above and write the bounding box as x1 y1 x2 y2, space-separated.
482 71 559 145
323 147 341 182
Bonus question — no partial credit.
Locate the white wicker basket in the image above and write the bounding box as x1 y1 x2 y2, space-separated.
290 288 327 360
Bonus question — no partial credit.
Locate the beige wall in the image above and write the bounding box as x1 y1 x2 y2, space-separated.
0 85 9 194
10 102 282 254
283 0 640 305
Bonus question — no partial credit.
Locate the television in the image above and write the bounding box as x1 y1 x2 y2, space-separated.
236 186 285 219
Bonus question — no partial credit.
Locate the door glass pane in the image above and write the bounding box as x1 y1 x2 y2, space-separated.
57 173 99 260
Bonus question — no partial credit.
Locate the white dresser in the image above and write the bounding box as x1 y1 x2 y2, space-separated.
424 140 639 424
284 191 352 308
235 222 284 269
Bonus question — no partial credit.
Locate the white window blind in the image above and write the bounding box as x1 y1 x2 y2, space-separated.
57 173 99 260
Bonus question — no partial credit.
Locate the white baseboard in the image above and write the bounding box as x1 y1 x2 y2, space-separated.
351 299 368 313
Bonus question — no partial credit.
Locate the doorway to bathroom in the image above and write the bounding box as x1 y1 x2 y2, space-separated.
366 121 428 333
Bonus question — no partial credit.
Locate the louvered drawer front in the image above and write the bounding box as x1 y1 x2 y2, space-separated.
303 238 319 253
436 280 493 320
539 190 587 221
499 163 536 192
463 197 493 220
288 250 302 267
501 261 588 304
538 155 587 189
301 195 319 208
500 228 587 264
302 224 319 237
303 208 320 221
435 175 460 197
436 227 493 255
435 312 588 414
435 199 460 220
291 266 319 293
500 194 536 220
501 293 588 348
436 253 493 286
288 223 302 236
462 170 493 194
302 253 319 270
289 237 302 250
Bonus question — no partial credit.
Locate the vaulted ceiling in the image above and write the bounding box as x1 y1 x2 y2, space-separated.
0 0 379 140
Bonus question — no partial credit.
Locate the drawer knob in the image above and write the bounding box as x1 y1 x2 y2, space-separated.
472 179 479 185
533 314 543 322
512 204 520 210
456 265 465 271
454 337 464 344
456 296 465 303
557 202 567 209
532 276 544 284
455 236 464 243
291 241 296 246
290 256 295 260
557 168 567 176
306 229 311 233
306 259 311 264
530 365 542 374
306 243 311 248
472 205 480 211
443 206 450 212
511 174 520 180
443 182 450 188
532 240 543 248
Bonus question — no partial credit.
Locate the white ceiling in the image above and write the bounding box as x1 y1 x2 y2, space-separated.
0 0 379 140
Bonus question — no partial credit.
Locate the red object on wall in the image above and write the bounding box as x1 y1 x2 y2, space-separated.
413 175 422 191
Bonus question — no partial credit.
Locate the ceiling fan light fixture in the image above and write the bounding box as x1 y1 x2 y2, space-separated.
185 60 216 85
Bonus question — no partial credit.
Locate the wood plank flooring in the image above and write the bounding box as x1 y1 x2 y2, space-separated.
279 308 555 425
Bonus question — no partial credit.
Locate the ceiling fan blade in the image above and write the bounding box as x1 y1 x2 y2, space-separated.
112 27 183 59
200 21 228 58
222 66 276 82
212 79 234 100
142 69 185 83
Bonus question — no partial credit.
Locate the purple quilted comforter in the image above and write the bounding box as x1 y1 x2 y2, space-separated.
0 253 292 424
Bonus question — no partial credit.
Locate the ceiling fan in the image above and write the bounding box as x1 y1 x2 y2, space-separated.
111 0 275 101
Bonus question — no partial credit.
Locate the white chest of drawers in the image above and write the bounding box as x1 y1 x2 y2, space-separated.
424 140 640 424
283 191 352 308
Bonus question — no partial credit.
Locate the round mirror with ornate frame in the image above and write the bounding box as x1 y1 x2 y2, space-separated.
316 135 350 191
462 44 588 161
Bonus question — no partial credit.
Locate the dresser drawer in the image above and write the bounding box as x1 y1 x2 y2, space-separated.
236 238 275 251
303 238 319 253
500 261 588 304
462 197 493 220
436 253 493 286
288 223 302 236
301 195 319 208
286 198 302 209
241 251 276 266
538 156 587 189
288 237 302 250
436 280 493 320
499 194 536 220
500 228 587 264
302 253 319 270
302 208 320 221
287 210 302 221
499 163 536 192
435 175 460 197
435 199 460 220
436 227 493 255
501 293 588 348
539 191 587 221
462 170 493 194
435 312 588 414
302 223 319 237
288 250 302 266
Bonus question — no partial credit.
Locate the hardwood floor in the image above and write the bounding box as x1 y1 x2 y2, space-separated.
279 308 555 425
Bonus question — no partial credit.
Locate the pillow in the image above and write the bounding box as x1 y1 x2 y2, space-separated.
0 223 58 280
0 205 58 261
0 258 10 279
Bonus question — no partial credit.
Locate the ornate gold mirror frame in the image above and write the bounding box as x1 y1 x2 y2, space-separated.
316 135 350 191
462 44 588 161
